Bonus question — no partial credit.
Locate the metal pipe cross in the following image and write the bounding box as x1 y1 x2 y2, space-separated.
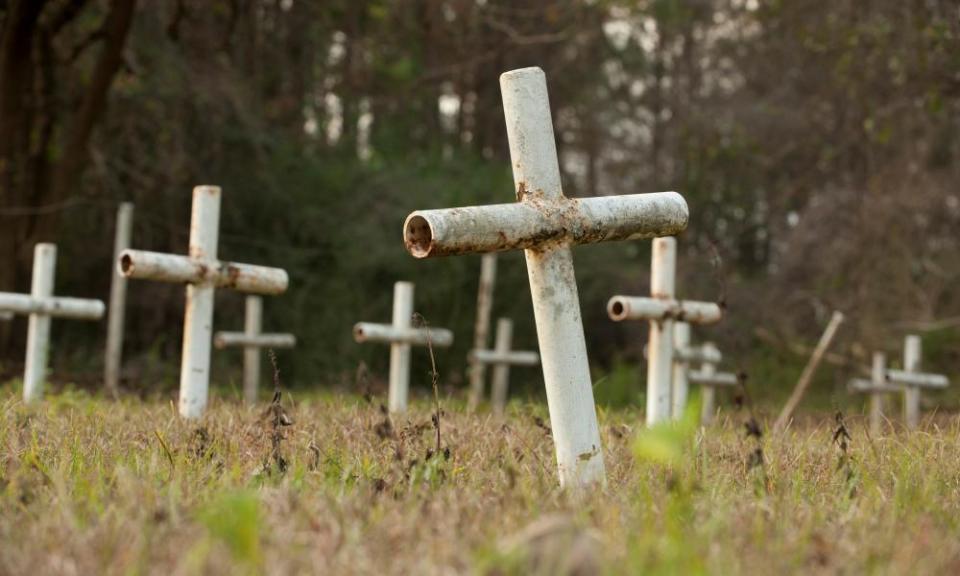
887 335 949 429
353 281 453 414
0 243 105 402
468 317 540 416
678 335 738 425
607 237 723 426
848 352 900 435
214 295 296 404
402 67 688 489
118 186 289 418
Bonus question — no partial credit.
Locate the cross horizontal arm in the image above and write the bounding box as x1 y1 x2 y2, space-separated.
469 348 540 366
848 378 902 393
689 370 738 387
403 192 687 258
675 345 722 364
119 250 288 295
353 322 453 347
607 296 722 324
214 332 296 349
886 369 949 388
0 292 104 320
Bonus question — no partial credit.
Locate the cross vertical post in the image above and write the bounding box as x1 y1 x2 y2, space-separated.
402 67 689 487
868 352 887 434
648 237 677 424
671 320 691 419
467 253 497 411
23 244 56 402
105 202 134 396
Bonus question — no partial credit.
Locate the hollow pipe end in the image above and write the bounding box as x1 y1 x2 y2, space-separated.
352 323 367 343
607 297 628 321
403 213 435 258
118 250 135 277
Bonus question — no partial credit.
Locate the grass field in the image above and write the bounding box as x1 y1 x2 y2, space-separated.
2 387 960 575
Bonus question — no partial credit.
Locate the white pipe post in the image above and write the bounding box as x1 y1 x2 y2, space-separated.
402 67 689 489
489 318 518 415
468 253 497 411
105 202 133 397
903 335 922 429
388 282 414 413
179 186 220 418
869 352 886 435
242 295 263 403
647 237 677 425
700 358 717 425
671 321 691 420
23 244 56 402
501 68 601 487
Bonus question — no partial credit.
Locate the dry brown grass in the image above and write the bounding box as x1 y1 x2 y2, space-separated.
2 389 960 575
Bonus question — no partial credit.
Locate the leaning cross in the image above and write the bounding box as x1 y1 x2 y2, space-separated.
119 186 289 418
848 352 900 434
0 243 104 402
887 334 949 429
353 281 453 413
607 237 722 426
402 67 688 488
468 317 540 416
467 253 498 411
214 295 296 404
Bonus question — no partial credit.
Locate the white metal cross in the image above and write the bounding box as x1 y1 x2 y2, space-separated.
468 317 540 415
401 67 688 488
119 186 289 418
353 281 453 413
675 327 738 424
607 237 722 426
887 334 949 429
848 352 900 434
0 243 105 402
214 295 296 404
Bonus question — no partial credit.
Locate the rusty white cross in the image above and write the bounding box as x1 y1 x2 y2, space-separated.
0 243 104 402
887 335 949 429
214 295 296 404
468 317 540 416
119 186 289 418
353 281 453 413
848 352 900 434
607 237 722 427
402 67 688 488
467 253 498 411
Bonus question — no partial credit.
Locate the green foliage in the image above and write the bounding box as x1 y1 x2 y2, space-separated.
199 490 263 568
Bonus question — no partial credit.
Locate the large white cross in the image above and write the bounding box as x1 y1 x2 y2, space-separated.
887 334 949 429
353 281 453 413
467 253 498 411
468 317 540 416
848 352 900 434
401 67 688 488
118 186 289 418
0 243 104 402
214 295 296 404
607 237 722 426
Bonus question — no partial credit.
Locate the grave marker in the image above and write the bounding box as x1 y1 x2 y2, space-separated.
468 317 540 415
888 334 949 429
214 295 296 404
353 281 453 413
607 237 722 426
119 186 289 418
402 67 688 488
848 352 899 434
0 243 105 402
